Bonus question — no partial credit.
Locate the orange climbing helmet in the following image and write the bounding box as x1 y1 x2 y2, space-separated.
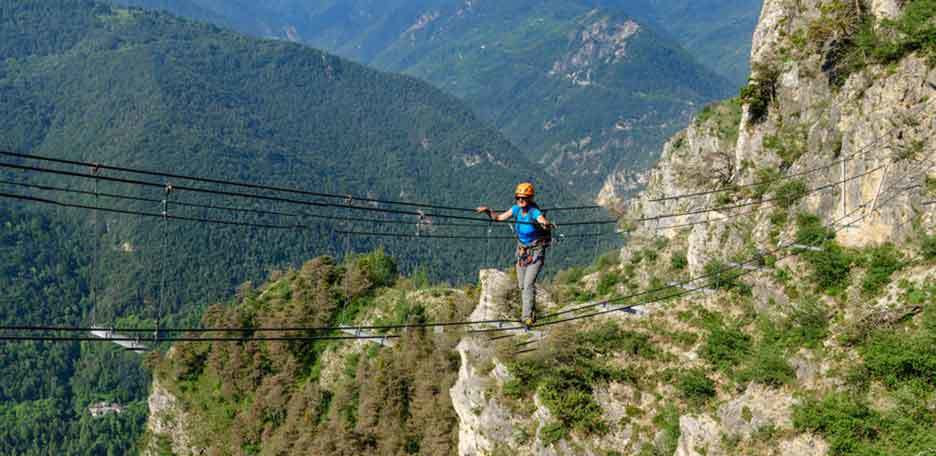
514 182 535 198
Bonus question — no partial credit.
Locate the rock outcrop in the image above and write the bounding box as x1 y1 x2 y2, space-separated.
143 375 201 456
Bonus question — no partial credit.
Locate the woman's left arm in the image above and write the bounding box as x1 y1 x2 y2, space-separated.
536 212 552 230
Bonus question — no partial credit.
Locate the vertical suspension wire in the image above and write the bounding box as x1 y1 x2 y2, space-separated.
157 183 172 342
90 165 100 326
483 220 492 270
343 195 353 260
592 208 601 259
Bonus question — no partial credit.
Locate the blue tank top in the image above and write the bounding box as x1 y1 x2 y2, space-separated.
512 204 544 246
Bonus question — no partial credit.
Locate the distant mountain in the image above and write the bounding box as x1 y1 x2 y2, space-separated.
112 0 738 195
605 0 763 85
0 0 589 451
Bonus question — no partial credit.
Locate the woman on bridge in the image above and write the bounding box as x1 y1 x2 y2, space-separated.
476 182 552 327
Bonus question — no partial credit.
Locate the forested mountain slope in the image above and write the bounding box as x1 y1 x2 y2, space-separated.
146 0 936 454
112 0 737 196
0 0 589 452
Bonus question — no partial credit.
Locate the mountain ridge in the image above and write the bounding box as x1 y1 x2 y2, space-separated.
111 0 738 195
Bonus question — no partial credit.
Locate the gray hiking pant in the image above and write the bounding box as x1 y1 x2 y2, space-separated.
517 259 544 321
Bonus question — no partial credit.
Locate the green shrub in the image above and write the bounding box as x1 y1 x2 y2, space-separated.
921 233 936 260
773 179 808 208
596 272 621 295
703 259 751 294
794 213 835 245
701 322 752 370
758 297 830 349
795 213 853 292
739 64 779 124
670 251 688 271
556 267 586 286
804 243 853 292
735 344 795 386
764 124 808 169
676 369 716 405
793 388 936 456
858 243 905 296
808 0 936 87
751 168 782 199
593 251 621 271
639 247 659 264
787 298 830 348
793 393 881 455
861 328 936 388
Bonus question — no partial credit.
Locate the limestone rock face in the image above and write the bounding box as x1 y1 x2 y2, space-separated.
676 414 722 456
628 0 936 260
717 384 794 439
143 376 201 456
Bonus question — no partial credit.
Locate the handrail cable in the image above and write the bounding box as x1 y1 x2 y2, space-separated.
0 190 618 241
0 150 599 213
0 161 616 227
0 178 544 229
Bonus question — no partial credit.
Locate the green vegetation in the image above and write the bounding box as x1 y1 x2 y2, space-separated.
735 343 795 386
505 322 653 443
803 0 936 87
675 369 717 405
750 167 782 200
925 175 936 196
642 405 681 456
155 252 473 454
703 259 751 294
795 287 936 455
857 243 905 296
923 232 936 260
597 271 623 296
773 179 809 209
795 213 853 293
670 251 688 271
0 207 149 453
763 123 808 169
695 97 743 144
698 312 752 371
739 63 780 124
